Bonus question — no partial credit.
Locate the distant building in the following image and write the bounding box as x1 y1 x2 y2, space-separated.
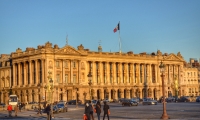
0 41 199 104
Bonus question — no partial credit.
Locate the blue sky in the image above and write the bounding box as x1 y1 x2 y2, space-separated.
0 0 200 62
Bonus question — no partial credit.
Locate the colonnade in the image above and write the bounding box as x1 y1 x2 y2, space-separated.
7 59 184 104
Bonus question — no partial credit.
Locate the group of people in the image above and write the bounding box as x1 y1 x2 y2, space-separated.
7 104 20 117
84 100 110 120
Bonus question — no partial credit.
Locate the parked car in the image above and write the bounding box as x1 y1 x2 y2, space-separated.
67 100 82 105
57 103 67 112
166 97 177 102
122 99 138 106
118 98 126 103
59 100 67 104
53 105 59 113
130 97 140 103
142 98 157 105
178 96 191 102
196 96 200 102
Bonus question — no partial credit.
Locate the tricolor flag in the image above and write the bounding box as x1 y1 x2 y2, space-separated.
113 22 120 33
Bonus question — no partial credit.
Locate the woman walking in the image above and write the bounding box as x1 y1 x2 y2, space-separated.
95 101 101 120
84 102 90 120
103 101 110 120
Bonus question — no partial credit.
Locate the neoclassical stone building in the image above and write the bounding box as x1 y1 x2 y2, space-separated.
0 41 199 104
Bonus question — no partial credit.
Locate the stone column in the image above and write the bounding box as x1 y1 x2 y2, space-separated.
149 64 152 84
113 62 117 85
23 61 27 86
106 62 110 85
146 64 149 84
70 60 73 84
100 90 104 100
125 63 128 84
41 59 45 83
35 59 38 84
127 89 130 99
19 62 22 86
78 60 81 84
13 63 16 87
130 63 133 84
121 90 124 98
136 63 140 84
62 60 65 84
92 61 97 85
29 60 32 85
155 64 158 83
118 62 122 84
99 62 104 85
133 63 136 84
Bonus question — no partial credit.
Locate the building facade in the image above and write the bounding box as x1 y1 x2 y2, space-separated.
0 41 199 104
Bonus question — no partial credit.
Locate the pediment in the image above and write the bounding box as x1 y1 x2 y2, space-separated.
55 45 86 55
163 53 184 61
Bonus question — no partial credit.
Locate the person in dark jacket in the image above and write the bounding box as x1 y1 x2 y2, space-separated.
95 101 101 120
89 100 94 120
84 102 90 120
103 101 110 120
45 104 51 120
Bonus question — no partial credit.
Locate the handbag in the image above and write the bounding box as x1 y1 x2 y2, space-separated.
94 108 96 113
83 114 87 120
108 109 110 115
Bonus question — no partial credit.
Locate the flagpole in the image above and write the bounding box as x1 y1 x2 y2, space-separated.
118 21 121 53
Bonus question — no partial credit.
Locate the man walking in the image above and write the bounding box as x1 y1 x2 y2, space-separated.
7 104 13 117
14 104 19 116
37 104 42 115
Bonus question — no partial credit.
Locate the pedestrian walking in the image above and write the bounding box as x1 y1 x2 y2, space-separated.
37 104 42 115
95 101 101 120
14 104 19 116
89 100 94 120
44 104 51 120
19 103 22 112
103 101 110 120
84 102 90 120
7 104 13 117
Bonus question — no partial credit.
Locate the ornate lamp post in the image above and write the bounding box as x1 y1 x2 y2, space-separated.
159 61 169 119
44 85 47 102
87 71 92 101
49 78 54 118
75 87 78 108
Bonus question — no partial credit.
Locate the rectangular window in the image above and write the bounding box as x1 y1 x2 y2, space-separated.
56 61 60 67
64 61 68 68
56 74 60 83
73 74 76 83
73 61 76 68
65 74 68 83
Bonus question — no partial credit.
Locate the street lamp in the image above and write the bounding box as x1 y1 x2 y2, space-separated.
87 71 92 101
49 78 54 118
44 85 47 102
159 61 169 119
75 87 78 108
